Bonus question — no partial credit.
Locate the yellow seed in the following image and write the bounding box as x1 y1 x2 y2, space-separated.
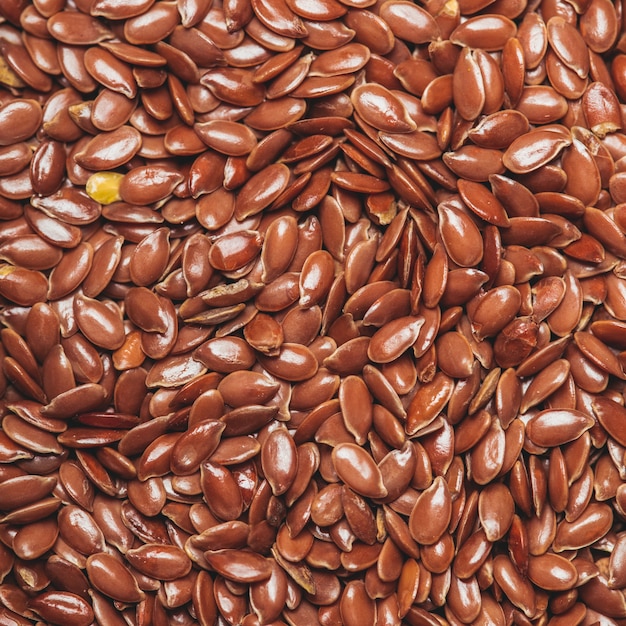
0 58 26 88
366 192 397 225
86 172 124 205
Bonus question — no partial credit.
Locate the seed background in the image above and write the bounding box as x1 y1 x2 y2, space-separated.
1 0 626 623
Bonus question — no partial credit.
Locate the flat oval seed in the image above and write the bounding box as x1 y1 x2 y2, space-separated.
299 249 335 307
592 396 626 447
527 553 578 591
493 554 536 618
453 47 485 122
261 426 298 495
367 316 424 364
73 294 125 351
409 476 451 545
74 126 142 170
194 120 258 156
553 503 613 551
170 420 226 475
125 544 192 580
438 202 484 266
479 482 515 541
258 343 319 381
378 0 440 44
547 16 589 79
119 165 184 205
209 230 263 272
235 163 291 220
28 591 94 626
503 129 571 174
57 505 105 556
0 99 42 145
331 443 387 499
351 83 416 133
526 409 595 447
451 14 517 51
204 549 273 583
86 553 145 603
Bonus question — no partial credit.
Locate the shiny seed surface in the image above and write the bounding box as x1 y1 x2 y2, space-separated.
2 1 626 624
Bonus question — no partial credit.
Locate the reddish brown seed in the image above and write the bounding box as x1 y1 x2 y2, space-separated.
331 443 387 499
57 505 105 556
0 474 57 510
469 110 529 150
406 371 454 435
493 554 536 618
73 294 125 351
378 0 440 44
553 502 613 551
437 202 484 266
592 396 626 447
478 482 515 541
28 591 94 626
299 249 335 308
526 409 595 447
86 553 145 603
503 128 571 174
258 343 319 381
470 286 521 340
126 544 192 581
170 420 226 476
235 164 291 219
119 165 184 205
367 316 424 364
351 83 416 133
261 426 298 496
0 99 42 145
409 476 452 545
204 549 273 583
459 179 511 226
451 15 517 50
452 47 485 122
74 126 142 170
547 16 589 79
194 120 258 156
